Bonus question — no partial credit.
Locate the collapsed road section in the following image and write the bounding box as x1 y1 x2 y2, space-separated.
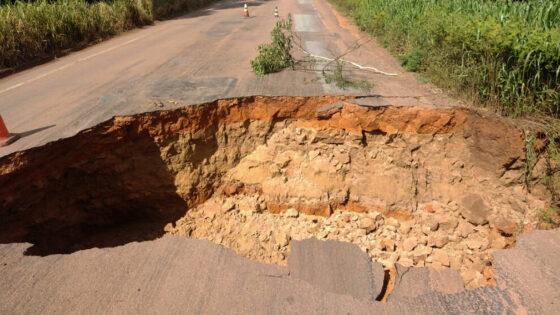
0 96 556 291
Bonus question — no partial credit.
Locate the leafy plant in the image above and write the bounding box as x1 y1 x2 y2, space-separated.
251 17 294 75
399 48 423 72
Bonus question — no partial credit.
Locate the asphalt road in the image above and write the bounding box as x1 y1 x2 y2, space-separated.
2 231 559 314
0 0 454 157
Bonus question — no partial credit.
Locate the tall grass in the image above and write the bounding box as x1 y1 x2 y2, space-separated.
330 0 560 118
0 0 213 71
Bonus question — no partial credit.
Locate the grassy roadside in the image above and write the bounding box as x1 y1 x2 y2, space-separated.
328 0 560 118
0 0 214 73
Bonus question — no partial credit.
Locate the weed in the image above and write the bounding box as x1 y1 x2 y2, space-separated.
251 17 294 75
399 48 423 72
323 60 372 91
524 130 537 189
538 207 560 229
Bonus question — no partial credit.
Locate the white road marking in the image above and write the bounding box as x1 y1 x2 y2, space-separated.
0 34 149 96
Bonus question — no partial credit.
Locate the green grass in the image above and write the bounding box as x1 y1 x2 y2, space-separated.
0 0 214 71
329 0 560 118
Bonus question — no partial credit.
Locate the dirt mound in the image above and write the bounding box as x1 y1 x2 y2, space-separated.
0 96 553 289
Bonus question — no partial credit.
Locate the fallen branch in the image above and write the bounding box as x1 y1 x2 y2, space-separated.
298 47 398 76
290 31 398 77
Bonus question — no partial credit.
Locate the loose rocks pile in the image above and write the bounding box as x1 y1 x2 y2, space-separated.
168 194 510 288
167 125 540 289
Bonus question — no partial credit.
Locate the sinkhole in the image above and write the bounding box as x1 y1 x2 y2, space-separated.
0 95 556 289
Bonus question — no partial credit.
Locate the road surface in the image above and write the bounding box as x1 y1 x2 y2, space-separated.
1 232 559 314
0 0 454 157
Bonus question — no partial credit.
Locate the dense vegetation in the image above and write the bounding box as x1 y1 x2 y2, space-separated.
329 0 560 117
0 0 213 71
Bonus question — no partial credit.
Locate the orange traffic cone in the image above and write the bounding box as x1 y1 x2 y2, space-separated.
274 6 279 18
0 114 19 147
243 3 249 17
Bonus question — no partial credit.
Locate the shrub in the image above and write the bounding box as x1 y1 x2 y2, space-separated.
251 17 294 75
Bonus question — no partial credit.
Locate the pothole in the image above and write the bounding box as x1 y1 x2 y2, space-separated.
0 96 554 290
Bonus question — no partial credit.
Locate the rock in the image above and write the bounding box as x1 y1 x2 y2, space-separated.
369 211 383 221
411 245 432 263
457 220 475 238
399 221 413 234
382 252 400 269
221 199 236 212
237 197 260 215
176 225 192 236
317 230 329 239
386 217 400 228
164 223 175 233
258 231 270 242
428 221 440 232
489 214 517 236
465 238 488 250
307 224 321 234
428 233 449 248
402 237 418 252
221 181 244 196
431 249 450 267
398 256 414 267
308 150 321 160
274 231 290 248
460 194 490 225
384 225 397 233
351 229 367 238
482 266 495 282
284 208 299 218
274 154 292 168
438 215 459 231
358 217 377 234
378 239 396 252
489 231 508 250
449 253 463 269
463 270 484 287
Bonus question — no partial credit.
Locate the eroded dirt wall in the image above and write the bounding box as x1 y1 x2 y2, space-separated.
0 96 548 262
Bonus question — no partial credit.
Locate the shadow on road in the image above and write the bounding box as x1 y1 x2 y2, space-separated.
14 124 55 139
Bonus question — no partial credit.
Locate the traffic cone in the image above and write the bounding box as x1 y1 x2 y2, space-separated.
243 3 249 17
0 114 19 147
274 6 279 18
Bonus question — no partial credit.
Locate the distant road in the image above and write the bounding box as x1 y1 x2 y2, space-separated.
0 0 452 157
